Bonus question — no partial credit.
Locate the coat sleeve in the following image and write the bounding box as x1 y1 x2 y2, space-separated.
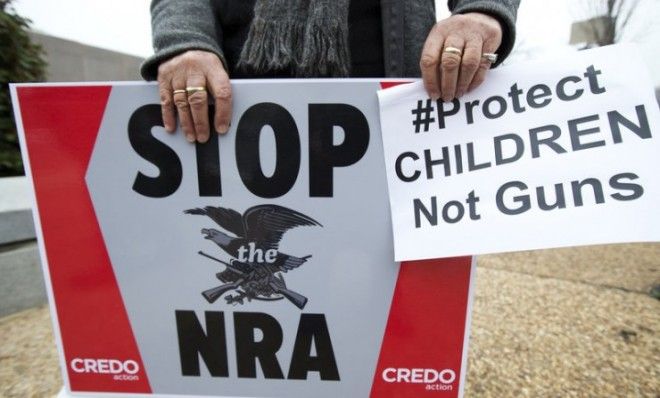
140 0 226 80
448 0 520 67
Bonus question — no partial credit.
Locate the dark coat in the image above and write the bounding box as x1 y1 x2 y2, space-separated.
141 0 519 80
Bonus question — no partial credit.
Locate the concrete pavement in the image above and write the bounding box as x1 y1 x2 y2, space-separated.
1 243 658 397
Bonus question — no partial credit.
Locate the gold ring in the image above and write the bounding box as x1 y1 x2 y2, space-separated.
443 46 463 56
186 86 207 94
173 89 186 95
482 53 498 63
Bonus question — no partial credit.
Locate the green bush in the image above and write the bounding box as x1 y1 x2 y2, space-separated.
0 0 46 177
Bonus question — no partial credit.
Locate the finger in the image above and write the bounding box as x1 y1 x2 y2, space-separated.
440 36 465 102
157 75 176 133
186 73 210 143
172 74 195 143
467 40 498 93
207 66 232 134
419 24 444 100
456 35 482 98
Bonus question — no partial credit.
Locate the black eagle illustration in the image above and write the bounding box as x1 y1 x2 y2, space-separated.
184 205 322 309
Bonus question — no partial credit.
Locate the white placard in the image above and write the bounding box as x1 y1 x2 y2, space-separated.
12 79 475 398
378 45 660 261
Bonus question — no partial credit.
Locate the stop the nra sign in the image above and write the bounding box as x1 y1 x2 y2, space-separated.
11 80 474 398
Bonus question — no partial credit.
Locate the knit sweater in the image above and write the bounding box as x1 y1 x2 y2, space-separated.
141 0 519 80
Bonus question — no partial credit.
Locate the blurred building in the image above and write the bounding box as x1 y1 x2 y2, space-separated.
30 32 144 81
570 16 613 48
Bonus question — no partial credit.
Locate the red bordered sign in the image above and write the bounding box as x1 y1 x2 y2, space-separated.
11 80 474 398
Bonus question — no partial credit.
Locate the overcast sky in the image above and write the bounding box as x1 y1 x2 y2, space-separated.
11 0 659 86
14 0 153 58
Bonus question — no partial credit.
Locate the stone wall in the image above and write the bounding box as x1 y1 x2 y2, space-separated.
0 177 44 317
30 32 144 81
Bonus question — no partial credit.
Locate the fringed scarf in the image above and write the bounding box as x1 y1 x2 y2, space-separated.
237 0 351 77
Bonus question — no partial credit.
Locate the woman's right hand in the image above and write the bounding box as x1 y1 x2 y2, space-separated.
157 50 233 143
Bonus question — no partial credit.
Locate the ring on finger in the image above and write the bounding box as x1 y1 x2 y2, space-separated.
173 89 187 95
443 46 463 56
482 53 498 63
186 86 207 95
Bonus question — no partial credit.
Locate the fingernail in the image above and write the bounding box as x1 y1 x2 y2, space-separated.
456 90 464 98
429 91 440 101
186 134 195 143
218 124 228 134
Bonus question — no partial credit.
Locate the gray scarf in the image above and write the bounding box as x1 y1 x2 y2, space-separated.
237 0 351 77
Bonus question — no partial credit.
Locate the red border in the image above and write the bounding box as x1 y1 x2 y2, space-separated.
369 258 473 398
17 86 151 393
371 81 472 397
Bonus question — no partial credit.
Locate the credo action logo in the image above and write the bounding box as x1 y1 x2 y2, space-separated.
70 358 140 381
382 367 457 391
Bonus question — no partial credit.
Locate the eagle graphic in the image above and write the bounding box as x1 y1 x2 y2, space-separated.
184 204 322 309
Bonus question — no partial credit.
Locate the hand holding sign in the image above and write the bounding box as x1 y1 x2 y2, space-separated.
421 12 503 101
157 50 233 143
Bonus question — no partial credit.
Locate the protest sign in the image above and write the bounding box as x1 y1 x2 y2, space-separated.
11 80 474 398
378 45 660 261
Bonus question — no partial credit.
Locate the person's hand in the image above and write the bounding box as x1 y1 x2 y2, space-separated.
157 50 232 143
420 12 502 102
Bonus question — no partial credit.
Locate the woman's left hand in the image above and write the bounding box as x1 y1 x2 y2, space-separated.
420 12 503 102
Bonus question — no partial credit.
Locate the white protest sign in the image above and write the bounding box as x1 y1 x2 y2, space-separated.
378 45 660 261
12 80 474 398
